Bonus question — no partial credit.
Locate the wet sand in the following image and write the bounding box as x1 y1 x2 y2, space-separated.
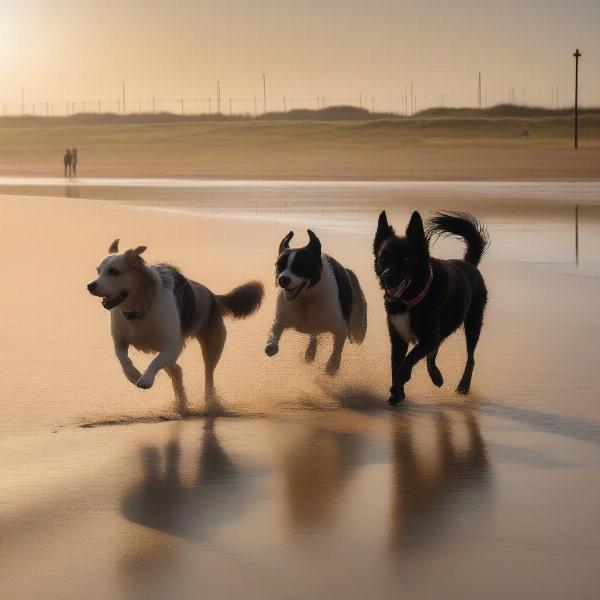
1 190 600 599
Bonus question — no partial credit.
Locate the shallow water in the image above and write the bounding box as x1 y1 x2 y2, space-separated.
1 184 600 599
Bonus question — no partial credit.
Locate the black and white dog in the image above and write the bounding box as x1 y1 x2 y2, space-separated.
373 211 489 404
265 230 367 374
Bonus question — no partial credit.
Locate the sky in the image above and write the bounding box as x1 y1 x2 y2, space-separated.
0 0 599 115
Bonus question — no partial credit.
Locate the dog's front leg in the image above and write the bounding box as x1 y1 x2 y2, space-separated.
395 336 440 388
136 343 182 390
387 320 408 405
265 320 284 357
265 295 291 357
114 343 142 384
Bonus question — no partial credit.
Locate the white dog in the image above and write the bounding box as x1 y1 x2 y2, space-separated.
87 239 263 409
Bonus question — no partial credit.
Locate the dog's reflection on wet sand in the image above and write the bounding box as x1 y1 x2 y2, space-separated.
389 409 491 551
120 404 491 559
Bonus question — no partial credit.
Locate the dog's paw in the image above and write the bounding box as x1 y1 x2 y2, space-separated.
388 382 406 406
125 370 142 384
429 368 444 388
304 344 317 363
325 358 340 376
265 342 279 357
388 389 406 406
136 374 155 390
456 382 470 395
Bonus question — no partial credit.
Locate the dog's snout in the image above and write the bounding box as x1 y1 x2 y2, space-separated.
87 281 98 294
278 275 291 288
382 271 395 286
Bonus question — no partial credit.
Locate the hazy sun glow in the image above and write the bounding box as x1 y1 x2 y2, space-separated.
1 0 599 114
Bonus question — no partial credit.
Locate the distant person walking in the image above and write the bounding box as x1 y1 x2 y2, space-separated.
63 149 72 178
72 148 78 177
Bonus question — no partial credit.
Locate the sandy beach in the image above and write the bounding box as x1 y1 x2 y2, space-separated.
2 119 600 181
1 185 600 599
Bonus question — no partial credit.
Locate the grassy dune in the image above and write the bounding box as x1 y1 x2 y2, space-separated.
1 106 599 180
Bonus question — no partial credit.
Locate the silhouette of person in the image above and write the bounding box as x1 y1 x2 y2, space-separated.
63 149 72 178
71 148 78 177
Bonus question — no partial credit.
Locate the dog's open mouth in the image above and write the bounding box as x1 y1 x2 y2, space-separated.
101 291 128 310
386 276 412 300
284 280 308 300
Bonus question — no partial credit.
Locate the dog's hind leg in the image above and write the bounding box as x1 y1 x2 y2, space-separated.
305 335 319 363
457 286 487 395
166 363 189 415
427 348 444 388
198 312 227 398
325 332 346 376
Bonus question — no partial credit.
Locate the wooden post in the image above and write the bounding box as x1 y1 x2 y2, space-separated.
262 74 266 113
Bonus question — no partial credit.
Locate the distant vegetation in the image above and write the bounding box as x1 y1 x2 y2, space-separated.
1 104 599 127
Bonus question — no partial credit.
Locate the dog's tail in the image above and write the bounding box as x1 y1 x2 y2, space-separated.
425 212 490 266
217 281 264 319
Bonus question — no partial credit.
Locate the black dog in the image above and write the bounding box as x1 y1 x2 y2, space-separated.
373 210 489 404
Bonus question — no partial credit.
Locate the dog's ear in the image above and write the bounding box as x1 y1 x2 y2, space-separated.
124 246 147 265
374 210 394 254
406 211 425 241
279 231 294 254
307 230 321 256
108 239 119 254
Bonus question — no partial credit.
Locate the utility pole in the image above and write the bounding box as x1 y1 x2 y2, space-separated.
283 96 286 112
98 99 101 113
478 72 482 109
359 92 362 108
254 96 257 117
229 97 232 116
117 99 120 114
262 74 266 113
153 97 156 113
216 81 221 113
410 81 413 116
208 98 211 115
139 98 141 113
573 48 581 149
122 81 126 115
46 102 49 117
180 98 184 115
